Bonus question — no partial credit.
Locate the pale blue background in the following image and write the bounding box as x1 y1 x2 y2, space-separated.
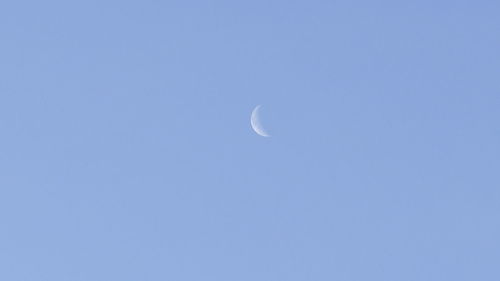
1 1 499 280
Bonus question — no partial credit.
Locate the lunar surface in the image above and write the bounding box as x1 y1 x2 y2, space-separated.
250 105 270 137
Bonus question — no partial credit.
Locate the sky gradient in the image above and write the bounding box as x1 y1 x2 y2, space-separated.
1 1 499 280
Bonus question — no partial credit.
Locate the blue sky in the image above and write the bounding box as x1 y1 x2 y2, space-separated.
1 1 499 280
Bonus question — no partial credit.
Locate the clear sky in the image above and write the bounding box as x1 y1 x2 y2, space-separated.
1 1 499 280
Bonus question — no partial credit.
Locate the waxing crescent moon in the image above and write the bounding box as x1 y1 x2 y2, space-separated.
251 105 270 137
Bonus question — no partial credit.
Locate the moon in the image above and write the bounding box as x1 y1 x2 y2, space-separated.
251 105 270 137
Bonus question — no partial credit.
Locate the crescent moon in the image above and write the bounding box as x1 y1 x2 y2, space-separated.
251 105 270 137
